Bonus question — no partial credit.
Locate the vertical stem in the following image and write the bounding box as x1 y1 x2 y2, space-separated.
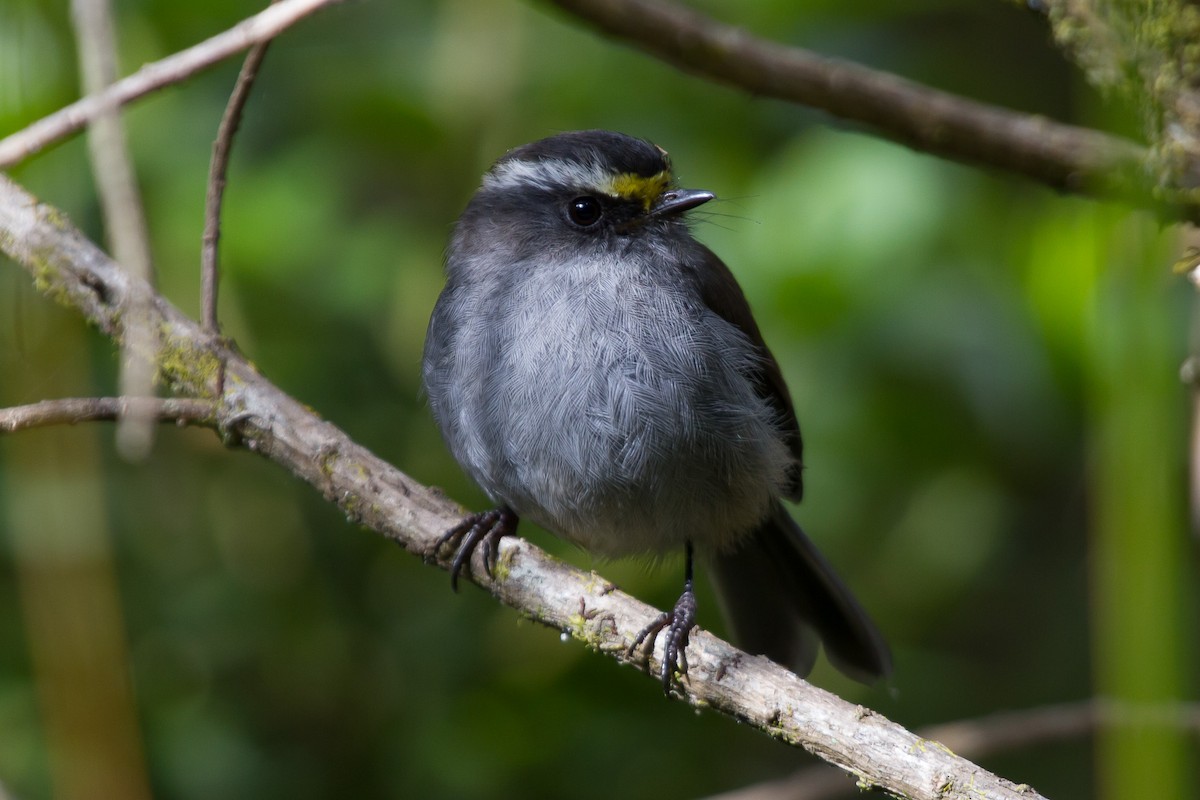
202 27 276 335
71 0 159 460
1088 211 1189 800
0 309 152 800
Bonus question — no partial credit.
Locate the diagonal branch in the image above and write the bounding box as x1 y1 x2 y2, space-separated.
0 0 342 169
544 0 1186 219
705 699 1200 800
0 172 1048 800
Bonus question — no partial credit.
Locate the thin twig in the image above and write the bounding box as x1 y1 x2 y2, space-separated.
545 0 1180 218
202 15 276 333
71 0 160 460
0 0 341 169
703 699 1200 800
923 698 1200 754
0 397 216 434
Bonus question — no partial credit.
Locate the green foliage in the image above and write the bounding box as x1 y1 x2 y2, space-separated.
1 1 1197 799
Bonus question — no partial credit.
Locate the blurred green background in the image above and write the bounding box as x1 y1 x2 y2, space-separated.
1 0 1198 798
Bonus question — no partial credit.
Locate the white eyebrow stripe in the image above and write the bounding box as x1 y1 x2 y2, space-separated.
483 158 613 194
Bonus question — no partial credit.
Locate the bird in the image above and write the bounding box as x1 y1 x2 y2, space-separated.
422 130 891 689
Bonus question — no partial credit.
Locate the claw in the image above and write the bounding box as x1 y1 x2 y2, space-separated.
629 580 697 691
432 507 518 590
629 542 698 692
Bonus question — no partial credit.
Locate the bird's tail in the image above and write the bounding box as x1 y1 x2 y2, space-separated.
708 501 892 683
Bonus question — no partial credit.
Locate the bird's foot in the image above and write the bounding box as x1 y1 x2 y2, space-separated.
629 579 697 692
432 507 518 591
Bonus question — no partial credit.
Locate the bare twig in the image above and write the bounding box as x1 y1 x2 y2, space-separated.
71 0 159 460
0 171 1049 800
705 699 1200 800
0 397 216 434
202 17 276 333
1180 230 1200 539
0 0 341 169
922 698 1200 755
545 0 1183 218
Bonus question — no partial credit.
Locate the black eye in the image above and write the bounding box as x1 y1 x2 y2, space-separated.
567 196 603 227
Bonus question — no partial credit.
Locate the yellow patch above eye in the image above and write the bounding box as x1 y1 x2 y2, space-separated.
608 170 671 210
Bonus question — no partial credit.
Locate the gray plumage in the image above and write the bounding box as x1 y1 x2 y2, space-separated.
423 130 891 683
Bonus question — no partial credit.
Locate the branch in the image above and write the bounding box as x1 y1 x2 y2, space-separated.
544 0 1190 219
202 16 276 334
1034 0 1200 194
0 398 216 434
706 699 1200 800
0 172 1048 800
0 0 342 169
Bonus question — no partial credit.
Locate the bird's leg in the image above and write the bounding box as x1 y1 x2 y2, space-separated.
432 506 519 591
629 541 698 692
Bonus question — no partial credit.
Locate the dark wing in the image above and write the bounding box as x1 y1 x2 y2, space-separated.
686 243 804 501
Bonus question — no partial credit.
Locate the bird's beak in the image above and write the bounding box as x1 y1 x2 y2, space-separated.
651 188 715 217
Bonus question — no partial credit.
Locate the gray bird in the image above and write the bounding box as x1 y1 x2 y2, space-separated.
422 130 891 688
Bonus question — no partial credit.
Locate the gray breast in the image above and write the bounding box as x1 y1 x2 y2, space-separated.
424 252 793 557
